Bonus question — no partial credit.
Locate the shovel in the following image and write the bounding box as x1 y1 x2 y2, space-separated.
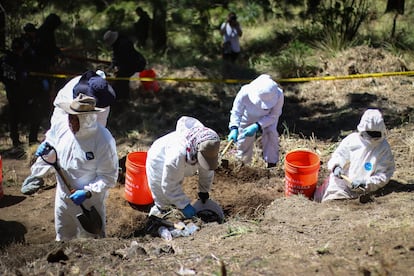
219 140 234 168
40 144 103 235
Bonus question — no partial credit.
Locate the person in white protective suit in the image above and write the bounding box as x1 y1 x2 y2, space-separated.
21 70 116 195
146 116 221 219
33 93 118 240
318 109 395 202
227 74 284 168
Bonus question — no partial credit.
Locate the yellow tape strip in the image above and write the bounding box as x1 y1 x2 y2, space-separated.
29 70 414 83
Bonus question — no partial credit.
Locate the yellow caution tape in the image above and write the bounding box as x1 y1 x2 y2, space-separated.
29 70 414 84
278 70 414 82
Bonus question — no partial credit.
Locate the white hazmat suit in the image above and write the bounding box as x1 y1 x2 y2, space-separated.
21 71 113 195
228 74 284 165
320 109 395 202
146 116 219 212
41 108 118 240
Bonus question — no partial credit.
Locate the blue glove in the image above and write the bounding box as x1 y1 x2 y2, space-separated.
228 129 238 142
351 180 366 190
35 142 52 157
181 204 196 219
69 190 89 205
333 166 344 178
240 123 259 139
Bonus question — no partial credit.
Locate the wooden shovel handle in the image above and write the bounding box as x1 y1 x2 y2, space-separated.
341 174 353 186
221 140 234 156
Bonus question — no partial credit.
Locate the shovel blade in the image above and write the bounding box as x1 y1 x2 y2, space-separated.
77 205 103 235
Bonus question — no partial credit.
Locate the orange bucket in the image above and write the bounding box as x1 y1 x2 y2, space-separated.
124 152 153 205
0 155 3 200
284 149 320 199
139 69 160 92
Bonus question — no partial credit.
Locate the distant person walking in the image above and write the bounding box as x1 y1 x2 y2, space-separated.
220 12 242 63
103 30 147 101
134 7 151 47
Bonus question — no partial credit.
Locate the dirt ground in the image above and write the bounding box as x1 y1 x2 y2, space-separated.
1 46 414 275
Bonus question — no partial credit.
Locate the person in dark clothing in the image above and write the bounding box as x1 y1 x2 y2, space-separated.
134 7 151 48
35 13 62 72
0 38 29 147
103 30 147 100
33 13 62 134
20 23 45 144
21 23 38 60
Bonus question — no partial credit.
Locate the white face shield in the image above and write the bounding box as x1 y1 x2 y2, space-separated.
74 113 98 139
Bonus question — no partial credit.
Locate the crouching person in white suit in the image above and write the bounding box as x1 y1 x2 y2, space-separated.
146 116 221 219
316 109 395 202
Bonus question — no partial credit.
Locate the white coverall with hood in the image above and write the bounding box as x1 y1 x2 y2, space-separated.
321 109 395 202
146 116 217 212
41 111 118 240
21 71 111 195
229 74 284 164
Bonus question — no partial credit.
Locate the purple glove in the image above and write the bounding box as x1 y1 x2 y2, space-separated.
69 190 90 205
181 204 196 219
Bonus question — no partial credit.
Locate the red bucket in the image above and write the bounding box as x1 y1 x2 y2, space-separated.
284 150 320 199
139 69 160 92
124 152 153 205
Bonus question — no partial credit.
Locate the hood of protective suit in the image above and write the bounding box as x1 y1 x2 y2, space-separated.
176 116 204 136
74 113 99 139
176 116 220 170
357 109 386 144
247 74 280 110
357 109 386 133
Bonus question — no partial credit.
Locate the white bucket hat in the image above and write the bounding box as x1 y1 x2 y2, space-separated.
247 74 280 109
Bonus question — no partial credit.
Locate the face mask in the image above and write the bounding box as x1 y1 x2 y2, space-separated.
360 131 382 143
